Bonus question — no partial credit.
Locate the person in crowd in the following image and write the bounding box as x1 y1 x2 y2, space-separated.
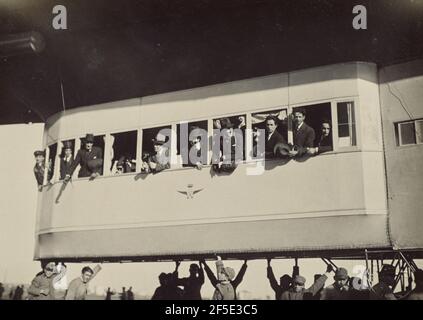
263 116 287 159
120 287 127 300
142 133 170 174
65 265 101 300
307 120 333 155
59 141 74 180
369 264 397 300
28 262 67 300
127 287 134 300
407 269 423 300
65 134 103 180
280 264 332 300
289 109 315 157
9 287 14 299
320 267 350 300
105 287 115 300
166 272 184 300
12 285 24 300
0 282 4 300
202 257 248 300
212 118 242 173
151 273 169 300
174 261 205 300
266 259 292 300
33 150 52 191
187 126 206 170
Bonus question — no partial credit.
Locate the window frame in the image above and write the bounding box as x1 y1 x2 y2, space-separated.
395 118 423 147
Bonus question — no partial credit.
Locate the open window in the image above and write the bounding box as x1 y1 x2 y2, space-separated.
141 126 171 171
293 102 333 152
177 120 208 167
337 101 356 147
251 109 287 159
110 131 137 174
79 134 105 176
212 115 246 164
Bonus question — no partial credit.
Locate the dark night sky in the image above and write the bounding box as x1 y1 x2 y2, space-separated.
1 0 422 124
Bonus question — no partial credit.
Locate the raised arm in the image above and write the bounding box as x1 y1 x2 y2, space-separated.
308 265 332 296
52 263 67 285
232 260 248 288
201 260 219 287
267 263 279 293
64 279 78 300
28 276 43 297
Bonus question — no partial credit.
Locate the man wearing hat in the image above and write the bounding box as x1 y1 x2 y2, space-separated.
201 257 248 300
27 262 67 300
65 133 103 179
369 264 398 300
280 264 332 300
145 132 170 173
320 267 351 300
59 140 74 180
33 150 52 191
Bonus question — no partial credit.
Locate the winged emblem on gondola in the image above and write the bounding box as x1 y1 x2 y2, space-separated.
177 184 204 199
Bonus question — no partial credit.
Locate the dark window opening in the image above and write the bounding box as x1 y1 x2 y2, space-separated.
293 102 333 152
111 131 137 174
177 120 208 167
79 134 105 176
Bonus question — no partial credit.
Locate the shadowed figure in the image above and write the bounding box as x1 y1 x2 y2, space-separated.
174 261 205 300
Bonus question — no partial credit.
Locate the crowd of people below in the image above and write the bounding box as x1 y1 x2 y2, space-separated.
33 109 334 189
4 257 420 301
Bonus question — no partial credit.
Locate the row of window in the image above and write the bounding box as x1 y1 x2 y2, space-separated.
43 101 357 182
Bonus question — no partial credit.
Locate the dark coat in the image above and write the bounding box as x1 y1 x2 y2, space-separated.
316 133 333 154
60 156 74 180
34 163 52 186
265 130 287 158
293 122 315 148
67 146 103 178
175 269 205 300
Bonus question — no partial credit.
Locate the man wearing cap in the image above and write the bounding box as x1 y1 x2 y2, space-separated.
146 132 170 173
65 134 103 180
280 264 332 300
65 265 101 300
33 150 52 191
27 262 67 300
201 257 248 300
59 141 74 180
266 258 292 300
369 264 397 300
320 267 351 300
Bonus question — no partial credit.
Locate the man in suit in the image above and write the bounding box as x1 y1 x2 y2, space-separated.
290 108 315 157
59 141 74 180
65 134 103 180
264 115 287 159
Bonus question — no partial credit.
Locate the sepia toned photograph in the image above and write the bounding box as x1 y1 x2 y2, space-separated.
1 0 423 308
